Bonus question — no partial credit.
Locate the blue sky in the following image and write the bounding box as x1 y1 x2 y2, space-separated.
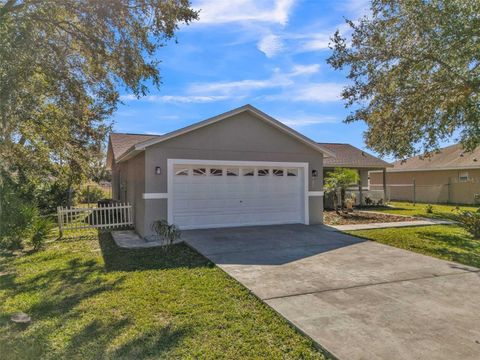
114 0 377 154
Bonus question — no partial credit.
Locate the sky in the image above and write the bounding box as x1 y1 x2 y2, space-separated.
114 0 379 155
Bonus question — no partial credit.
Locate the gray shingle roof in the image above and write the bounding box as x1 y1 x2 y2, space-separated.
390 144 480 171
109 133 161 161
319 143 391 169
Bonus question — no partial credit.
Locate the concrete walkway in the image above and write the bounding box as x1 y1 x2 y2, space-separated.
331 218 455 231
182 224 480 360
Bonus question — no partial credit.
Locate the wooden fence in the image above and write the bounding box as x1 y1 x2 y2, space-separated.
57 203 133 235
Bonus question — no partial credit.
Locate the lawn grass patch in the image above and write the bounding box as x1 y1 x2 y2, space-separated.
347 225 480 268
0 232 326 359
363 201 478 220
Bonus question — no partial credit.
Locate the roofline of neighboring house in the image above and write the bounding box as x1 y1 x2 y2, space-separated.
116 104 337 163
325 164 392 169
369 165 480 173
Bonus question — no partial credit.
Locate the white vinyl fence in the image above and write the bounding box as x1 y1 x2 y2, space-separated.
57 203 133 235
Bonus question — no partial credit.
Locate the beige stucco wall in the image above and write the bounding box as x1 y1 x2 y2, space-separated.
370 169 480 204
138 111 324 237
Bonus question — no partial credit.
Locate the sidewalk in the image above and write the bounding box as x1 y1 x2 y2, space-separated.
331 218 456 231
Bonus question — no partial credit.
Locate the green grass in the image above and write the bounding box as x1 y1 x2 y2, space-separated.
347 225 480 268
364 201 479 220
0 232 326 359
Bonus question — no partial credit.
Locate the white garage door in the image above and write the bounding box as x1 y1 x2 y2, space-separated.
170 162 306 229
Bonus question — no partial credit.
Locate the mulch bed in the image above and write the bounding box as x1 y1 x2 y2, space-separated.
324 210 417 225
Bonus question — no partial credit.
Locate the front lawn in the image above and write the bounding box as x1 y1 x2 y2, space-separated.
0 232 326 359
363 201 478 220
347 225 480 268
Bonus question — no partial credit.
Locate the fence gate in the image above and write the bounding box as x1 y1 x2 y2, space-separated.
57 203 133 236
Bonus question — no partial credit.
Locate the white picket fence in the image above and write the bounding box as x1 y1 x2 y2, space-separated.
57 203 133 235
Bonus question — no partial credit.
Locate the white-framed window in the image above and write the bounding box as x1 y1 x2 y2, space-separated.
459 172 469 182
273 169 284 177
258 168 270 176
193 168 207 176
226 168 239 176
210 168 223 176
175 168 189 176
243 168 254 176
287 168 298 177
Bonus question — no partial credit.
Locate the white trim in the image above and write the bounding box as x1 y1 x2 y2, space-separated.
308 191 324 197
117 105 336 163
142 193 168 199
167 159 310 228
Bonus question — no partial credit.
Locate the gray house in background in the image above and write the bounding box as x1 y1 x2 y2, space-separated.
107 105 336 238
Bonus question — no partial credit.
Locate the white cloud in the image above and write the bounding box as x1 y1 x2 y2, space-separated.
291 83 345 102
193 0 296 25
257 34 284 58
280 115 338 127
120 94 229 103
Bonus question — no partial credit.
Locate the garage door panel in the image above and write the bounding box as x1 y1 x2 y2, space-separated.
171 163 305 229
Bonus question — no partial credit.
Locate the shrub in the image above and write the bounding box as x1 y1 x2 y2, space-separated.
425 204 434 214
455 209 480 239
77 186 105 204
151 220 181 248
30 216 56 251
364 197 372 206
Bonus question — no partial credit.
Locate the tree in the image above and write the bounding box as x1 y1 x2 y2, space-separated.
328 0 480 159
324 168 359 213
0 0 198 207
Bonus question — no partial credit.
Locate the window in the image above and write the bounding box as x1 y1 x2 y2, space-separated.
243 168 254 176
193 168 207 176
287 169 298 177
226 168 239 176
273 169 284 177
175 168 189 176
459 172 469 182
258 169 270 176
210 168 223 176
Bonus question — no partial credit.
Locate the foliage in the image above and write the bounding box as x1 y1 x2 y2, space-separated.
30 216 56 251
425 204 434 214
0 232 325 359
151 220 181 248
324 168 360 212
0 175 38 250
328 0 480 159
77 186 106 204
454 208 480 239
0 0 198 205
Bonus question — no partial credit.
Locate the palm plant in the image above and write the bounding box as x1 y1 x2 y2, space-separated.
324 168 360 213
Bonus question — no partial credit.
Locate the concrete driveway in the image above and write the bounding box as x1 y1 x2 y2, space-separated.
182 224 480 360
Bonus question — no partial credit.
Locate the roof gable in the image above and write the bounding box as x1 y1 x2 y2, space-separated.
107 133 161 168
116 104 336 163
320 143 391 169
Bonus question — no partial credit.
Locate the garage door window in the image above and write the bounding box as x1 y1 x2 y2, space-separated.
258 169 270 176
210 168 223 176
175 168 189 176
193 168 207 176
273 169 284 176
287 169 298 176
243 168 254 176
226 168 239 176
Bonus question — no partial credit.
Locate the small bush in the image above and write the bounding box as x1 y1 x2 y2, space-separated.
455 209 480 239
151 220 181 248
77 186 105 204
30 216 56 251
425 204 434 214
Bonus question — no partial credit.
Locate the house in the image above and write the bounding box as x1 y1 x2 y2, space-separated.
106 105 338 238
106 105 390 238
369 144 480 204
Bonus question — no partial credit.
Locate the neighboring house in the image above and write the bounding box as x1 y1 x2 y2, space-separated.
107 105 336 238
319 143 392 207
370 144 480 204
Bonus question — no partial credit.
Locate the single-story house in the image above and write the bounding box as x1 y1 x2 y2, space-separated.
369 144 480 204
106 104 390 237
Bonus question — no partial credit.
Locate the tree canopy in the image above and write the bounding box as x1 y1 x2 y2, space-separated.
328 0 480 159
0 0 197 199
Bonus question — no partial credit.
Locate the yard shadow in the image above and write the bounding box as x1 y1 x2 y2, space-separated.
98 231 214 272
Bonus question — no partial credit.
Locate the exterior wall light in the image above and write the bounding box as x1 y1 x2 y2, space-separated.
155 166 161 175
312 169 318 177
